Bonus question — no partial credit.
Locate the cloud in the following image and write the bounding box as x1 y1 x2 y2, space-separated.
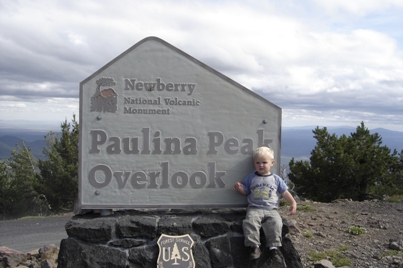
0 0 403 131
312 0 403 17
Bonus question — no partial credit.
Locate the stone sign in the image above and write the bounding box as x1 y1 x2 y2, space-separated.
78 36 281 209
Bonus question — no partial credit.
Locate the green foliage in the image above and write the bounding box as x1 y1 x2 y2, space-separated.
385 195 403 202
303 232 313 238
336 245 350 251
0 115 79 218
1 141 42 218
381 250 403 257
0 161 13 219
308 249 351 267
297 204 315 212
37 115 79 213
289 122 403 202
348 226 366 235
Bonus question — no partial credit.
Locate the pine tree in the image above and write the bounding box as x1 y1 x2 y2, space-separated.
0 161 13 219
5 141 40 217
38 115 79 212
289 122 403 202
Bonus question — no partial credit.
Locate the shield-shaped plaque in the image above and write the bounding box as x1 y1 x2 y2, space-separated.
157 234 195 268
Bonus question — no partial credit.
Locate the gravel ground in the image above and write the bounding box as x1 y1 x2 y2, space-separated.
279 199 403 267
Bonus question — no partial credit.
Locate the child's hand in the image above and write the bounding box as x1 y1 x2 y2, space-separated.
282 190 297 215
234 182 246 195
289 203 297 216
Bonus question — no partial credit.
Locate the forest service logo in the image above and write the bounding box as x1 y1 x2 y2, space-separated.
90 77 118 113
157 234 195 268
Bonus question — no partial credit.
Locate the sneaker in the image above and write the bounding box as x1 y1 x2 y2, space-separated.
249 246 261 260
269 249 286 267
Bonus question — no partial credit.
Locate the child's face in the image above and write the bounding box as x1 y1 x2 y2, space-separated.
254 154 275 175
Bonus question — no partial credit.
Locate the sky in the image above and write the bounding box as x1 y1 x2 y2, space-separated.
1 0 403 132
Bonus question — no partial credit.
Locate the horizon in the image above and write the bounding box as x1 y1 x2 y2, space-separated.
1 119 403 133
1 120 402 134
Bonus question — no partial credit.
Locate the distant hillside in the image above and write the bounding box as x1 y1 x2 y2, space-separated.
0 131 49 160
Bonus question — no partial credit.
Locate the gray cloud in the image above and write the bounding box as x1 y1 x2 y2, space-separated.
0 0 403 130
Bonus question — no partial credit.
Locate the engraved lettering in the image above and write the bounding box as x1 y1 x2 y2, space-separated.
124 107 171 115
153 131 162 155
148 171 159 189
124 78 196 95
89 128 198 155
135 81 143 91
164 138 181 155
257 129 273 147
171 171 188 188
89 130 107 154
114 171 131 189
224 138 239 155
207 132 223 155
88 164 112 188
183 138 197 155
124 79 136 90
207 129 272 155
131 171 147 189
164 98 200 106
160 162 169 188
240 138 254 154
106 137 121 154
207 162 226 188
124 97 161 105
87 162 225 189
189 172 207 189
122 137 140 154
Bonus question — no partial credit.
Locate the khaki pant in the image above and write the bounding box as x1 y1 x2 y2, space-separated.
243 207 282 248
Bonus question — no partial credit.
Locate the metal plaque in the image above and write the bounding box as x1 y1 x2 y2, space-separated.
157 234 195 268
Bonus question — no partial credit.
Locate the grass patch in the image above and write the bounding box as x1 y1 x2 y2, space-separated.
297 204 315 212
381 250 403 257
385 195 403 203
303 232 313 238
336 245 349 251
348 226 366 235
308 248 351 267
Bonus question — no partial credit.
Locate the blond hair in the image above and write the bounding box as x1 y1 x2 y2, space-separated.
253 146 274 160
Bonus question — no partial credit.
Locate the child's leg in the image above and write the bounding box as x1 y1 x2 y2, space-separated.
261 210 283 248
243 208 264 247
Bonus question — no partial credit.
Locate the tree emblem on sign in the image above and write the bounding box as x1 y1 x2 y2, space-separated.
171 242 181 265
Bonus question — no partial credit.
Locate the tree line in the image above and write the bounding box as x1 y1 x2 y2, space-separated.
1 117 402 219
289 122 403 202
0 116 78 219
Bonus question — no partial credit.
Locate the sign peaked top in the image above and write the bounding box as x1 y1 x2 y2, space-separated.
81 36 279 110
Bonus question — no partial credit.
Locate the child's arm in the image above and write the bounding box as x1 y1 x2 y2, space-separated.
234 182 247 195
281 190 297 215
